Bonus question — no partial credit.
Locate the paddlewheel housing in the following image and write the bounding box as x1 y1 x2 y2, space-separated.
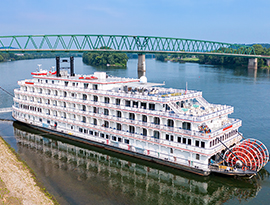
224 139 269 172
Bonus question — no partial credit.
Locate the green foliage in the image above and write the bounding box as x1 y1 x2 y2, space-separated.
155 54 168 61
82 52 128 67
0 54 4 62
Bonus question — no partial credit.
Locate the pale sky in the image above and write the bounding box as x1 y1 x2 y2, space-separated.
1 0 269 44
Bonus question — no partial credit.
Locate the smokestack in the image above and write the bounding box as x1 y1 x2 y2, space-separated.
70 56 75 76
56 56 61 77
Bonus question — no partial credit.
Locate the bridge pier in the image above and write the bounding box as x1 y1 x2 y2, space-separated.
248 58 258 70
138 54 146 78
266 59 270 67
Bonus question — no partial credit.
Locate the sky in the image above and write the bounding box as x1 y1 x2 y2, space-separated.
1 0 270 44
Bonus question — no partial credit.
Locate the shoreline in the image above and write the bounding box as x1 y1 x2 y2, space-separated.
0 136 57 204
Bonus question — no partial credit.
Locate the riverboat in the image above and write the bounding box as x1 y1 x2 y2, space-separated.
12 57 269 177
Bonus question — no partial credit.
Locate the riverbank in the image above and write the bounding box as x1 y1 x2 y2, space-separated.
0 137 56 204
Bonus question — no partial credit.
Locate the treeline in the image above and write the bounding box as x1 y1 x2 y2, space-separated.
0 52 82 62
156 54 198 62
82 52 128 67
198 44 270 67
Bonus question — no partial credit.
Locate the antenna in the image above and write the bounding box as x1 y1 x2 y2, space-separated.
37 64 42 71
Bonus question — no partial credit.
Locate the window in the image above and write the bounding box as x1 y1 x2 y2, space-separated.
195 140 200 147
93 119 97 125
104 97 110 104
82 105 86 111
183 122 191 130
100 133 104 138
89 130 93 135
64 91 67 97
177 136 181 143
117 123 122 130
142 128 147 136
125 100 131 107
196 154 200 160
142 115 147 122
117 111 121 118
170 135 174 141
79 128 83 132
133 101 138 108
201 141 205 148
93 95 98 102
104 121 109 128
65 81 68 86
93 84 98 90
149 103 155 110
63 102 66 108
104 109 109 116
116 98 121 105
141 102 146 109
118 137 122 142
83 94 87 100
112 136 116 141
82 116 86 123
129 126 135 133
170 148 173 154
183 138 187 144
166 134 169 140
124 139 130 144
188 139 191 145
93 107 98 113
167 119 174 127
154 117 160 125
129 113 135 120
153 131 160 139
84 83 88 89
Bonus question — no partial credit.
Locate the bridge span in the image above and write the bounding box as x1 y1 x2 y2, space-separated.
0 34 269 70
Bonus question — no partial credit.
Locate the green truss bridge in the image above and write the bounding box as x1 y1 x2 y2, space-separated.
0 34 269 69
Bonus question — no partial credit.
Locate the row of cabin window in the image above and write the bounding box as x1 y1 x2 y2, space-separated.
78 128 130 144
165 134 205 148
209 129 238 147
19 104 42 113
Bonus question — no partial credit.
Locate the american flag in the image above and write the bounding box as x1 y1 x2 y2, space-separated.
185 82 188 94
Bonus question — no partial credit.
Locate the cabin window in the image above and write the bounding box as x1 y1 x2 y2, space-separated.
118 137 122 142
125 100 131 107
142 128 147 136
154 117 160 125
129 113 135 120
129 126 135 133
149 103 155 110
182 122 191 130
100 133 104 138
210 141 212 147
82 105 86 111
93 95 98 102
142 115 147 122
153 131 160 139
112 136 116 141
133 101 138 108
195 140 200 147
117 111 121 118
170 135 174 141
167 119 174 127
116 98 121 105
79 128 83 132
93 84 98 90
188 139 191 145
141 102 146 109
201 141 205 148
84 129 87 134
95 132 98 136
93 119 97 125
83 94 87 100
93 107 98 114
104 121 109 128
89 130 93 135
183 138 187 144
170 148 173 154
63 102 66 108
106 134 109 139
84 83 88 89
104 97 110 104
177 136 181 143
65 81 68 86
166 134 169 140
117 123 122 130
82 116 86 123
124 139 130 144
64 91 67 97
196 154 200 160
104 109 109 116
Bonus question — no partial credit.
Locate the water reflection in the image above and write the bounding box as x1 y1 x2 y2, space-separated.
12 122 268 205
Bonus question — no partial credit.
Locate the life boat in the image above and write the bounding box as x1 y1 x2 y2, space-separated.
79 76 84 79
49 71 57 75
31 69 48 75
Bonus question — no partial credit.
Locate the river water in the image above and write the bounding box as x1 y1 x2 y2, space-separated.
0 58 270 205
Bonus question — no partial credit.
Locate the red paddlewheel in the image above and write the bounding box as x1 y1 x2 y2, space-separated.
224 138 269 171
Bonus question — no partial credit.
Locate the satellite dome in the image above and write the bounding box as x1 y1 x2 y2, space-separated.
140 76 147 84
